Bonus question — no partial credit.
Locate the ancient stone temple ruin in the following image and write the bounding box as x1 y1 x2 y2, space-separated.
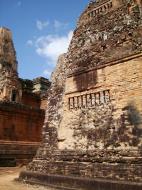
0 27 51 165
20 0 142 189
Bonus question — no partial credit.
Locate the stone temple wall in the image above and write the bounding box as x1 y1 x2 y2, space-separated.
0 101 44 142
0 27 22 102
20 0 142 189
0 27 50 165
59 55 142 151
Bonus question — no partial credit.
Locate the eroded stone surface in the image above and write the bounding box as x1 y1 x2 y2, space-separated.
0 27 22 102
24 0 142 186
0 28 51 165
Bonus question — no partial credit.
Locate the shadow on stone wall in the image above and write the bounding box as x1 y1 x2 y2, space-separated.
73 69 97 92
72 101 142 150
121 102 142 147
123 102 142 127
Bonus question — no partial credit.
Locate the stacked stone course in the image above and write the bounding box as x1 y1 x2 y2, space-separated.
0 27 51 165
20 0 142 189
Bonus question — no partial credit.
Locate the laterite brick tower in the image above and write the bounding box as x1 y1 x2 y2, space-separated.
0 28 22 102
0 27 50 165
20 0 142 189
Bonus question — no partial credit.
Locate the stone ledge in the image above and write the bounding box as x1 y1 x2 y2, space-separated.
67 52 142 78
0 142 40 165
0 100 44 112
19 171 142 190
0 140 40 145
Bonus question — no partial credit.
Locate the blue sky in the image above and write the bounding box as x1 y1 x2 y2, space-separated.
0 0 89 80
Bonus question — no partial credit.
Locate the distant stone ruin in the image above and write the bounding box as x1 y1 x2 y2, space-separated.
20 0 142 189
0 27 51 165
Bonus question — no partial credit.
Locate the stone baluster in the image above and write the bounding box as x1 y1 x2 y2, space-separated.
87 94 91 108
95 92 100 105
69 97 74 109
104 90 110 103
100 91 105 104
82 95 87 108
74 96 78 109
91 93 96 107
78 96 82 109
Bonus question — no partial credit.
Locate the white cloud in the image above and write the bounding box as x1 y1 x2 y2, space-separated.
36 20 49 31
35 30 73 65
54 20 68 29
35 30 73 78
26 40 33 46
43 69 52 77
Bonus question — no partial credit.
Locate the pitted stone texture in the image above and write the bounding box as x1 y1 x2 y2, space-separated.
0 28 17 71
59 57 142 151
36 54 68 155
67 0 142 75
0 27 21 102
25 0 142 185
